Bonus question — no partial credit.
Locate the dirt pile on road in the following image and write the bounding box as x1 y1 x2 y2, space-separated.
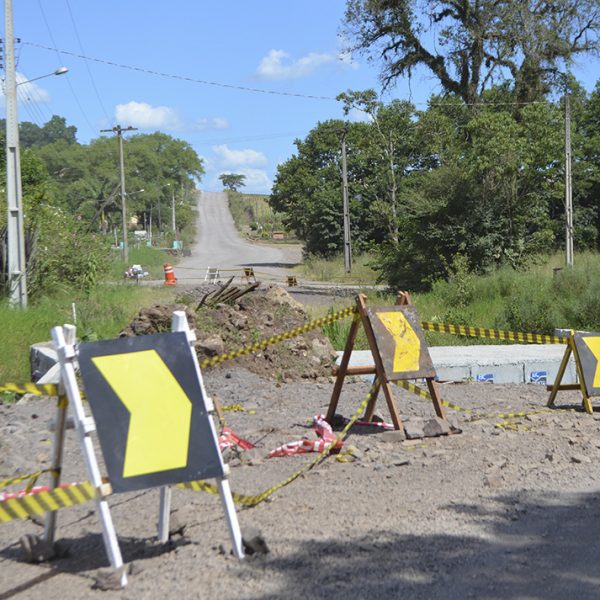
120 284 338 381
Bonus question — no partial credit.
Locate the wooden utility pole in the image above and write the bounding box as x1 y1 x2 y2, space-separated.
100 125 137 263
341 129 352 273
565 95 574 267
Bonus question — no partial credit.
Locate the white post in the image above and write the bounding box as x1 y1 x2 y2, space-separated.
166 311 244 559
52 325 127 587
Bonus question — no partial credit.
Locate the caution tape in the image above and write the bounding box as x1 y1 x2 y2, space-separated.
200 305 357 369
395 380 576 429
178 382 377 506
0 482 96 523
0 383 59 396
421 321 567 345
222 404 256 414
0 469 59 492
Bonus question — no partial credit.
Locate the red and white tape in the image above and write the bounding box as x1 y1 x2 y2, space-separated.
219 427 255 451
268 415 343 458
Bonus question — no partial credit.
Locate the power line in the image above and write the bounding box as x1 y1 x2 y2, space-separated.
22 41 555 109
36 0 97 135
23 41 338 101
64 0 111 122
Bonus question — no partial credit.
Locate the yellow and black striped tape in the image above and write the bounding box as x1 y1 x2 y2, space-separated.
421 321 567 345
0 469 58 492
200 305 357 369
395 379 576 426
179 381 377 506
0 383 59 396
0 482 96 523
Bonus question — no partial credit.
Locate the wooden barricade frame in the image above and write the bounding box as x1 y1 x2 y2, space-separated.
547 330 597 414
43 310 243 588
241 267 257 283
326 292 447 431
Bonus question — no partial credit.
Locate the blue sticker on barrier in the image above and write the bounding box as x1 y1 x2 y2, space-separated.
476 373 494 383
530 371 547 385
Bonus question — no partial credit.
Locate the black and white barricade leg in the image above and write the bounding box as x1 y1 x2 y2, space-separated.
43 326 72 546
157 311 244 558
50 324 127 587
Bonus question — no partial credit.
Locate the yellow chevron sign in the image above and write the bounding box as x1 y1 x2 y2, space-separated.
376 311 421 373
368 305 436 381
92 351 192 478
78 332 225 493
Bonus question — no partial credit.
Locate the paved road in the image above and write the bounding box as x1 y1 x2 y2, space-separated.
176 191 302 285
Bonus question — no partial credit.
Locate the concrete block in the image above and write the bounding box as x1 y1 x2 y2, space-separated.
471 364 525 384
524 360 578 385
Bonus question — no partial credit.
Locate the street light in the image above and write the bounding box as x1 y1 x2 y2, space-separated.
16 66 69 86
4 0 69 307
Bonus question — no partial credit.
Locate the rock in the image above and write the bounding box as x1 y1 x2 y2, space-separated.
128 561 144 576
264 285 304 312
311 337 337 363
388 453 410 467
381 429 407 443
20 534 56 562
241 448 264 465
345 444 364 461
404 419 425 440
571 454 591 464
92 567 126 590
241 527 269 556
423 417 451 438
29 342 58 383
169 512 186 537
197 335 225 357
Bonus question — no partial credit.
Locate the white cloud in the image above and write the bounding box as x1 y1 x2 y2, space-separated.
4 72 51 104
196 116 229 131
256 49 336 80
212 144 267 167
115 101 181 130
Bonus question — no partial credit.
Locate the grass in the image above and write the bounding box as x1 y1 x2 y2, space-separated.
227 191 290 240
108 245 181 281
311 252 600 350
0 284 176 383
300 253 379 285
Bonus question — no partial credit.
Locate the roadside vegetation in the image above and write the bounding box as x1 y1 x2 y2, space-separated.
315 252 600 351
227 191 290 242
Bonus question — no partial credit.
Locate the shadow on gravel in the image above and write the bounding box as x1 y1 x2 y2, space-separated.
253 490 600 600
0 532 191 592
240 261 301 269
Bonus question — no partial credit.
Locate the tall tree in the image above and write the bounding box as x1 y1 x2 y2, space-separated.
219 173 246 192
344 0 599 104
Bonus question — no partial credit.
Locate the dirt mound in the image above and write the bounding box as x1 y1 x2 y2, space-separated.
120 285 338 381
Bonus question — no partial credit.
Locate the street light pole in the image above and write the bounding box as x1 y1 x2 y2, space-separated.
4 0 26 307
100 125 137 263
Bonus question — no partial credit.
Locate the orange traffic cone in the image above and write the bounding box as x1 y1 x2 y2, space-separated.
163 263 177 286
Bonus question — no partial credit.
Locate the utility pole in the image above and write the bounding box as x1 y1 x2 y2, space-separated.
564 95 574 267
341 129 352 273
171 188 176 235
100 125 137 263
4 0 26 307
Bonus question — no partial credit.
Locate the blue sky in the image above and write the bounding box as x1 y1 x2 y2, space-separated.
3 1 600 193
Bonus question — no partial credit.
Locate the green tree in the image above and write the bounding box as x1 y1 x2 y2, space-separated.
219 173 246 192
344 0 599 104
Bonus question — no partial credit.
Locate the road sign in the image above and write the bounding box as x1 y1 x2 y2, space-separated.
78 332 224 493
574 333 600 394
367 305 436 381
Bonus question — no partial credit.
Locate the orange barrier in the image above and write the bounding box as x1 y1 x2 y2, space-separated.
163 263 177 286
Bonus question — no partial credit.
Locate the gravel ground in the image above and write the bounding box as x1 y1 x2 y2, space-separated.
1 368 600 599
